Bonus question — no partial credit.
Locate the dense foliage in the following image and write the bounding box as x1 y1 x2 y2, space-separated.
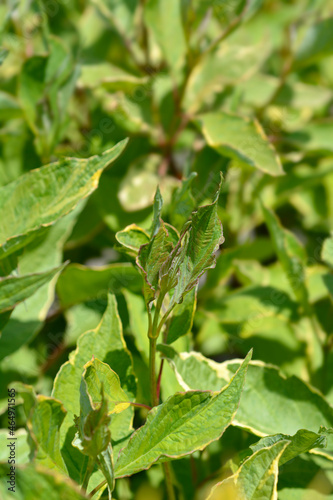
1 0 333 498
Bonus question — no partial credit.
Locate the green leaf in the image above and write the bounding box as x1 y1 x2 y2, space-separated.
29 396 68 474
0 140 127 259
137 221 174 304
64 301 104 348
0 463 88 500
73 384 111 458
164 178 224 305
279 488 333 500
322 236 333 268
96 446 115 499
74 364 117 497
0 208 79 359
91 0 140 41
56 263 142 308
52 293 136 482
79 62 148 92
167 287 196 344
285 122 333 153
196 112 284 176
0 90 22 121
114 351 251 477
158 346 333 459
169 173 197 230
183 42 268 114
206 441 289 500
261 203 310 312
115 224 150 256
323 274 333 300
0 429 30 465
0 264 65 314
150 185 163 238
18 36 78 156
250 429 328 466
123 290 149 363
205 285 299 325
81 358 130 415
144 0 187 77
295 17 333 67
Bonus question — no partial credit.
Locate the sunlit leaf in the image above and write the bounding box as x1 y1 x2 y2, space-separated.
159 346 333 459
0 140 127 259
114 351 251 477
206 441 288 500
52 293 136 482
250 428 327 466
0 463 88 500
196 112 284 176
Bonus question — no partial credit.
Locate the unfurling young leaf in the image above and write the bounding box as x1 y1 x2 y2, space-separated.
136 176 224 312
137 220 174 305
73 384 111 459
73 362 116 496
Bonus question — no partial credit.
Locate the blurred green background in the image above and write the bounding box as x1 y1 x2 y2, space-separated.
1 0 333 498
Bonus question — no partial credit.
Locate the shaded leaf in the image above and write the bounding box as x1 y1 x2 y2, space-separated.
295 17 333 66
144 0 187 76
0 463 88 500
56 263 142 308
123 290 149 363
261 203 310 313
322 236 333 268
0 209 79 359
169 173 197 230
28 396 68 474
0 264 65 314
167 287 196 344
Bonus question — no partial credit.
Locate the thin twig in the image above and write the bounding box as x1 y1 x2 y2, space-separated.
89 480 107 498
156 359 164 402
163 463 176 500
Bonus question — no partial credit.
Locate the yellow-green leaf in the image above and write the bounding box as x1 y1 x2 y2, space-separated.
196 112 284 176
115 351 251 477
0 140 127 259
206 441 289 500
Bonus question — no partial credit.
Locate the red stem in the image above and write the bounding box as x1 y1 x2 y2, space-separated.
156 359 164 402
